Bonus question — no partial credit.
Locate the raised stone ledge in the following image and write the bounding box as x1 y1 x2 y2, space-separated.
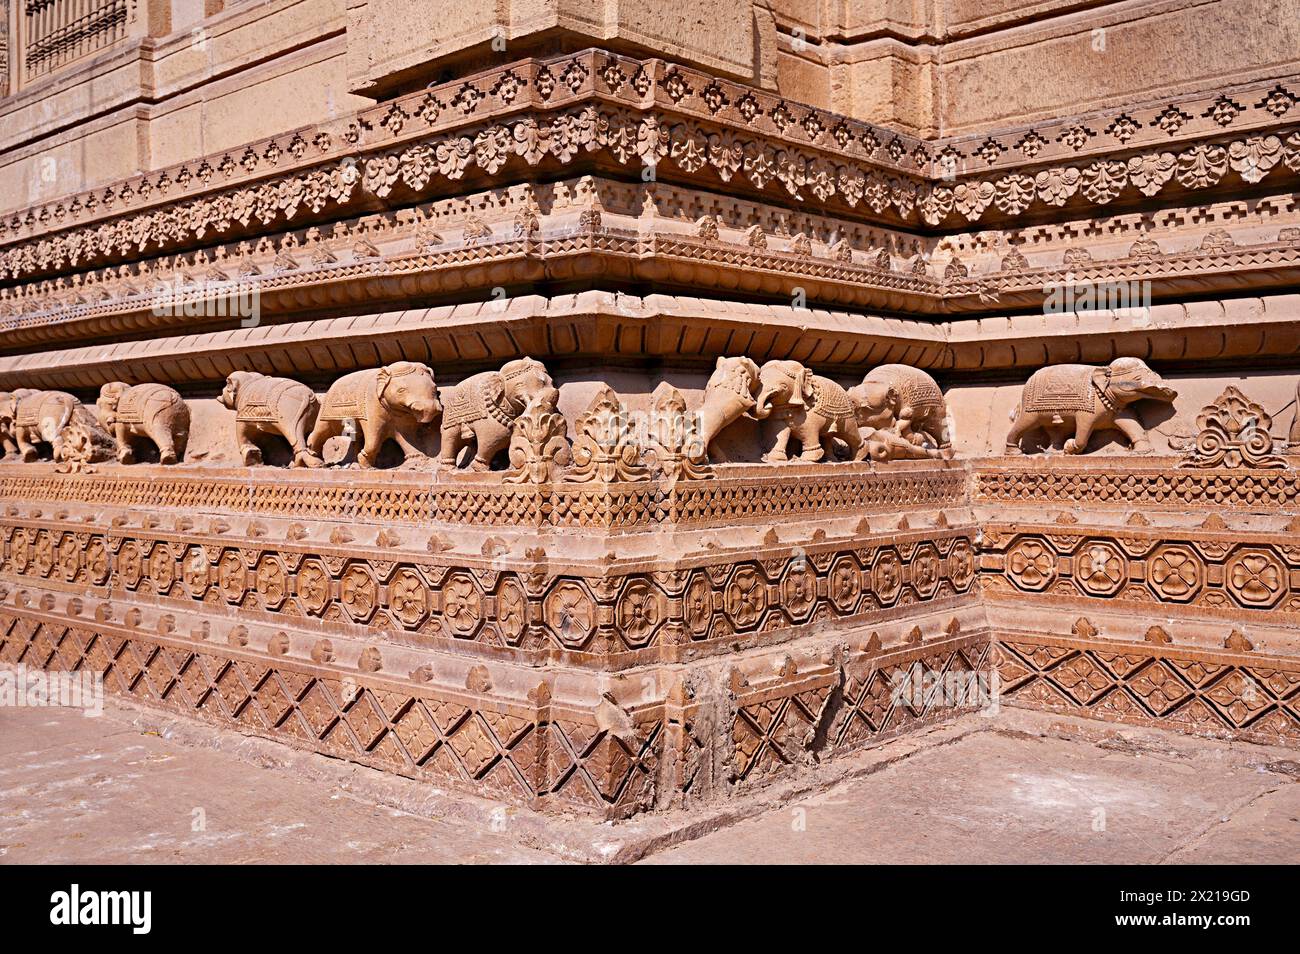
5 293 1300 391
0 459 967 529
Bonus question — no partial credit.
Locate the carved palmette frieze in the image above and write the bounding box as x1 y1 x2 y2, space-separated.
1180 386 1288 469
567 387 651 483
504 392 572 484
645 383 711 482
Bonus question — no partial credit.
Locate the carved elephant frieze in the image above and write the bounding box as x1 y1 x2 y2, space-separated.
219 371 322 467
752 360 862 462
98 382 191 465
439 358 554 471
1006 357 1177 455
308 362 440 468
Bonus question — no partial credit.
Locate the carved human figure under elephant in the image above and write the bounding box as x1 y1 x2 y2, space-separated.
693 357 950 463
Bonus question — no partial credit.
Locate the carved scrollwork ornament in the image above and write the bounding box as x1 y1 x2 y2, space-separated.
1181 387 1287 469
567 386 650 483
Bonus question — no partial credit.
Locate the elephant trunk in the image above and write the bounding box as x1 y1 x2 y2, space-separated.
752 385 779 419
412 399 440 425
1140 383 1177 402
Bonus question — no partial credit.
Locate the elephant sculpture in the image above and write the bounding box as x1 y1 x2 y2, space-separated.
849 364 951 454
11 390 115 464
695 356 760 461
97 382 190 464
218 371 322 467
752 360 862 462
308 362 441 468
1006 357 1177 455
439 357 554 471
0 389 36 457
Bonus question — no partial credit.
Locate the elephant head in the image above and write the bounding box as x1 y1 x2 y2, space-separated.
500 357 554 411
753 360 814 419
0 388 34 425
97 381 130 425
848 379 901 431
0 391 16 428
377 362 441 424
1097 357 1177 407
706 357 760 409
219 371 261 410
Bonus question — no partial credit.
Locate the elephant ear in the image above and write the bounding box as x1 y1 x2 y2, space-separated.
483 374 506 408
793 366 815 407
220 375 241 407
1092 367 1110 395
376 366 392 400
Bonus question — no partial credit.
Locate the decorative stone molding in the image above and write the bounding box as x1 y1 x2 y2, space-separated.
0 49 1297 289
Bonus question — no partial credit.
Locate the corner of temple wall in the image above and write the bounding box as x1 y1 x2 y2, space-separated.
1 0 1299 820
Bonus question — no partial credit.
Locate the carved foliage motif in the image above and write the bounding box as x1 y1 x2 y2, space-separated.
567 387 650 483
1181 386 1287 469
2 50 1298 286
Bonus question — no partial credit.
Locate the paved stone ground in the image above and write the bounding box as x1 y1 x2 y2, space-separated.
0 707 558 864
2 699 1297 864
644 727 1300 864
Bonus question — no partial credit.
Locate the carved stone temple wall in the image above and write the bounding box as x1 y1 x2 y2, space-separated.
1 1 1300 817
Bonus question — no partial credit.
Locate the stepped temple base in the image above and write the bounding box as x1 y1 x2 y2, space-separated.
3 457 1296 819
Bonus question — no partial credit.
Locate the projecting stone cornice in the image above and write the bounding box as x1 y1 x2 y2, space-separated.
1 292 1296 392
2 172 1298 349
1 48 1298 287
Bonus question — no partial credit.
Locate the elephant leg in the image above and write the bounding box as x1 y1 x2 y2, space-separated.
16 428 38 463
1004 412 1034 455
838 424 863 462
852 427 874 461
356 422 392 469
470 423 509 471
798 423 826 462
150 425 179 465
1063 416 1095 455
306 417 340 457
286 423 323 468
1112 410 1152 452
392 427 427 462
762 424 792 462
235 423 263 466
1044 424 1070 452
439 424 466 467
115 425 136 464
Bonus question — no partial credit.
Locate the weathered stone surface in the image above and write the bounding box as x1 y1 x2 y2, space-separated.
1 0 1298 828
